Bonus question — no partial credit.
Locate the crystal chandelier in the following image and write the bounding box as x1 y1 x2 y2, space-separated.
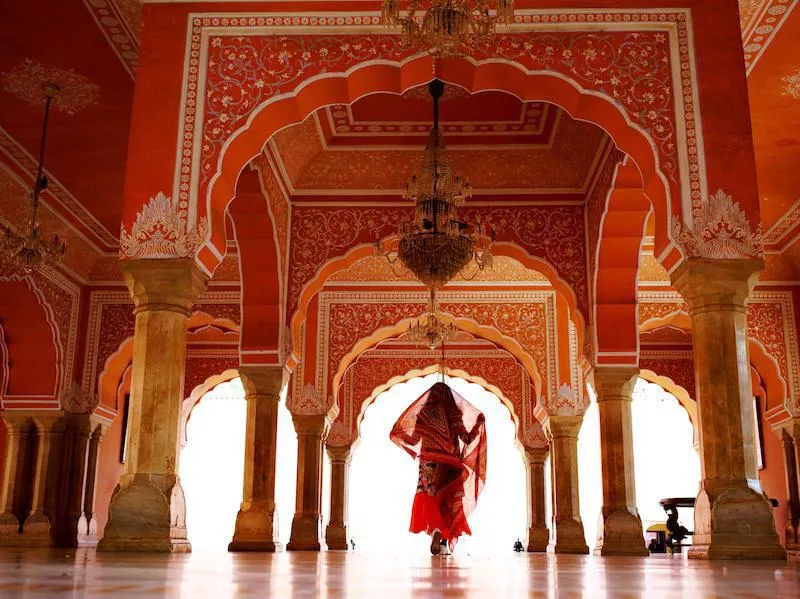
407 290 460 350
381 0 515 56
1 83 66 274
375 79 492 289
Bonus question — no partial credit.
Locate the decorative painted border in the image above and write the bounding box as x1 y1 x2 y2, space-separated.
764 197 800 251
313 289 558 408
637 289 800 413
81 289 243 398
81 0 140 78
166 8 706 259
743 0 798 74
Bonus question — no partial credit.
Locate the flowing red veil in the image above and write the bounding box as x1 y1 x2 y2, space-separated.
389 382 488 533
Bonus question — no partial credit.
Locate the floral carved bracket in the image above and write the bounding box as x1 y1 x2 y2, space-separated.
672 189 763 260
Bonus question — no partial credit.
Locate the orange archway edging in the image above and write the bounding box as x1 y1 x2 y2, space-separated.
594 160 651 364
638 369 699 447
180 368 240 445
288 241 584 369
200 58 674 273
330 313 544 415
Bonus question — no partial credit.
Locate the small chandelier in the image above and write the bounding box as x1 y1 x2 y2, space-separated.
381 0 515 56
407 290 460 350
1 83 66 274
375 79 492 289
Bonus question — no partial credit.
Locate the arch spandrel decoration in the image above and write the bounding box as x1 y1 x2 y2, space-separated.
637 289 800 419
117 9 714 274
305 289 559 414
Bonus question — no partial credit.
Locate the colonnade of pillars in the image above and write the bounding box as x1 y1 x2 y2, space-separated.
2 257 792 558
0 412 108 547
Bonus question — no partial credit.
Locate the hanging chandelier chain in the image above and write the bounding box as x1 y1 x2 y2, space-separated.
1 83 67 274
30 84 58 233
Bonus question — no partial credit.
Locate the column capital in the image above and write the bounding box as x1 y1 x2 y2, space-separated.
546 414 584 439
239 365 289 400
592 366 639 403
542 384 588 418
120 258 208 316
521 421 549 452
778 417 800 441
292 413 331 436
327 444 352 462
524 446 549 464
670 258 762 312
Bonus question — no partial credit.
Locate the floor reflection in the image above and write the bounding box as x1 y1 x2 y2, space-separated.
0 549 796 597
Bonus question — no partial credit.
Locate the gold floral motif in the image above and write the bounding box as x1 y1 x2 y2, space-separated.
61 381 100 414
330 255 549 282
287 383 329 415
119 192 208 259
672 189 763 260
1 59 99 116
543 383 588 417
522 421 549 449
783 70 800 99
326 420 353 447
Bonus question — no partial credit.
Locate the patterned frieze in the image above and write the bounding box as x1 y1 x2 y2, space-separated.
311 289 558 411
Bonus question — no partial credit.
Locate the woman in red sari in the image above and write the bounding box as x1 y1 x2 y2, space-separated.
390 382 487 555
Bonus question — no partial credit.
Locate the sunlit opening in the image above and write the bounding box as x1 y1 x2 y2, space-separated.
179 378 299 551
348 373 527 556
577 378 701 548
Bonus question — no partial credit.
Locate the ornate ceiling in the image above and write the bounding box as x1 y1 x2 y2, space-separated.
270 91 610 197
0 1 797 283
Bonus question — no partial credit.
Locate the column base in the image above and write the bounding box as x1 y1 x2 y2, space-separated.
77 514 99 547
19 512 54 547
553 518 589 554
687 488 786 561
325 523 349 550
594 510 648 556
0 513 20 544
97 477 191 553
228 505 280 552
526 525 549 552
228 539 282 552
287 514 322 551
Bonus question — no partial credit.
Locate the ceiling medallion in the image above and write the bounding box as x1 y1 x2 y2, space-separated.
381 0 515 56
407 290 460 350
375 78 493 290
1 83 66 274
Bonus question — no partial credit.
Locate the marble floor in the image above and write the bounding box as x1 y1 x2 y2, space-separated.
0 549 797 598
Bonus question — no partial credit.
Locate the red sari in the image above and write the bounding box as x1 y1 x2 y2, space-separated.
389 382 487 545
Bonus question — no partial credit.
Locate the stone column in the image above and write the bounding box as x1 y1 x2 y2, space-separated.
287 412 329 551
0 415 27 539
779 419 800 553
22 414 63 544
229 365 288 552
325 444 351 550
98 258 207 552
543 386 590 555
77 422 106 547
524 442 550 552
672 258 784 560
593 367 648 556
